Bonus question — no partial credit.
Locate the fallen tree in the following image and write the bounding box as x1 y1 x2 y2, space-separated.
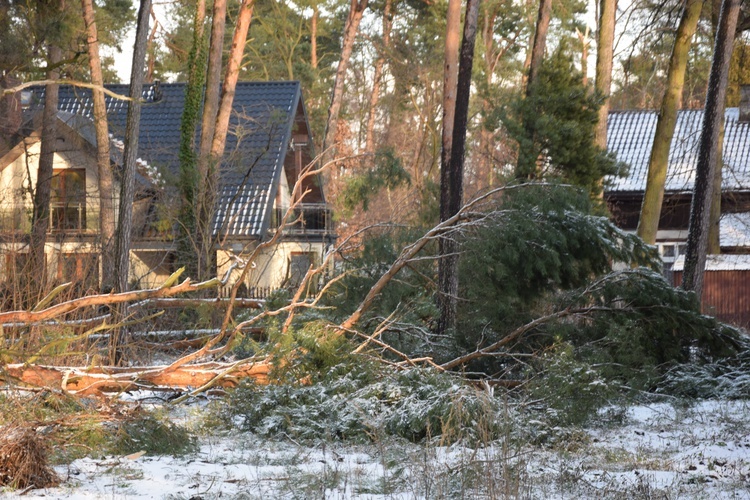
3 359 270 396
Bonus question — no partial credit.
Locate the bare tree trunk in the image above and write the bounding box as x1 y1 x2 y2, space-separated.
526 0 551 94
708 0 724 255
115 0 151 293
364 0 393 154
29 44 62 299
311 5 318 69
193 0 227 282
708 133 723 253
577 27 589 87
112 0 151 364
322 0 368 158
211 0 254 160
436 0 462 335
198 0 227 160
146 7 158 83
637 0 703 245
437 0 480 335
682 0 740 298
594 0 617 149
82 0 116 292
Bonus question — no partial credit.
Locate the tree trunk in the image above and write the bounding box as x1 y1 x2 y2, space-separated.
177 0 207 278
437 0 480 335
526 0 551 95
322 0 368 158
708 130 723 254
364 0 393 154
682 0 740 299
708 0 724 255
195 0 227 281
577 27 589 87
115 0 151 293
211 0 254 161
311 5 318 69
82 0 116 292
637 0 703 245
29 44 62 299
594 0 617 149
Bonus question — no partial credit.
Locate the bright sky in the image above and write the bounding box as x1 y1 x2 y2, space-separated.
109 1 173 83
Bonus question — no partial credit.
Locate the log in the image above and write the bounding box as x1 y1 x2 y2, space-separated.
2 360 270 396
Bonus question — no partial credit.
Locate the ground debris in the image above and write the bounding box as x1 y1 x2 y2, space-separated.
0 425 59 490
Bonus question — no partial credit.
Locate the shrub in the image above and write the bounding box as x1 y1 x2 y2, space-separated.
225 365 503 444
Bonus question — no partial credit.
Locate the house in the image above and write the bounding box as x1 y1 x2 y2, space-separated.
604 106 750 271
0 81 334 294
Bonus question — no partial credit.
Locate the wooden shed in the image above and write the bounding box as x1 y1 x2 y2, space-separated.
672 255 750 329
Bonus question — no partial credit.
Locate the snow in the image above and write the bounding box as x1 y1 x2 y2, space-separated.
672 254 750 271
721 212 750 248
4 399 750 498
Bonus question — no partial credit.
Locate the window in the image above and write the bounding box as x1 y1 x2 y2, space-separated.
51 169 86 231
662 245 675 258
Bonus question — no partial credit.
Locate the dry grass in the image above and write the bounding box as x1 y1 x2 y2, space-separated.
0 425 60 490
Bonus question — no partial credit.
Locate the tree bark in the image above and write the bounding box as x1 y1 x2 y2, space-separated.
82 0 116 292
682 0 740 299
311 5 319 69
211 0 255 161
194 0 227 282
526 0 551 95
437 0 481 335
177 0 207 279
322 0 368 158
29 44 62 299
115 0 151 293
594 0 617 149
364 0 393 154
637 0 703 245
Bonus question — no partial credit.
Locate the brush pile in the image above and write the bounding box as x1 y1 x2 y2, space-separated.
0 425 59 490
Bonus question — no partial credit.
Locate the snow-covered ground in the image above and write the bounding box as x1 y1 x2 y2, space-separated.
4 399 750 499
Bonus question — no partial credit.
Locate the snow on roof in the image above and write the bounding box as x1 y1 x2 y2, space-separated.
672 254 750 271
720 212 750 248
606 108 750 193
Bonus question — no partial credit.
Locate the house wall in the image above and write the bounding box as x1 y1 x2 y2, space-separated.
673 270 750 328
217 239 329 293
0 139 103 232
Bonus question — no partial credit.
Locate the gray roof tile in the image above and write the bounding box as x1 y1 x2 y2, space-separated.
606 108 750 193
30 81 301 238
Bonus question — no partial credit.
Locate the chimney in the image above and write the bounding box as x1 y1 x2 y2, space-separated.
739 84 750 123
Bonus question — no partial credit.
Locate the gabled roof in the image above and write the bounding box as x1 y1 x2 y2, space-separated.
27 81 303 238
606 108 750 194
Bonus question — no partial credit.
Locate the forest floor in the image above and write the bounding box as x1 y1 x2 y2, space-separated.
3 396 750 499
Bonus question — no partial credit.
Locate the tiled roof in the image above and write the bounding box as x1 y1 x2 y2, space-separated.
672 254 750 271
720 212 750 248
29 81 301 238
606 108 750 193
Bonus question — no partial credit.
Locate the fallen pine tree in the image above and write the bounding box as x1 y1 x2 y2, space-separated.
2 359 271 396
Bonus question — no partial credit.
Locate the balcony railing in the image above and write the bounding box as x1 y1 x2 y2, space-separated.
50 201 86 232
271 203 332 234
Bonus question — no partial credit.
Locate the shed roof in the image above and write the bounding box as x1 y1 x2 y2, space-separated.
672 254 750 272
28 81 303 238
720 212 750 248
606 108 750 194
